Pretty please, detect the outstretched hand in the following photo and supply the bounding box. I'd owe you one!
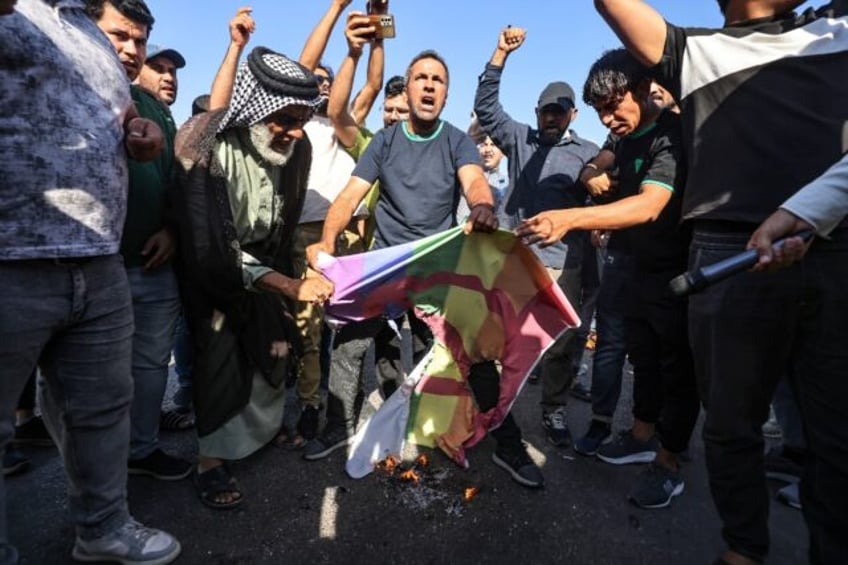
[516,210,574,247]
[230,7,255,47]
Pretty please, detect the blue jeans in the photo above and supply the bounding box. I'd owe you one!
[126,266,181,460]
[0,255,134,562]
[590,250,633,422]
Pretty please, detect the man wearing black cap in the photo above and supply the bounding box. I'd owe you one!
[88,0,194,484]
[474,26,599,449]
[136,44,185,107]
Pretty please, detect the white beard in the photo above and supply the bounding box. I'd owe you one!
[249,123,294,167]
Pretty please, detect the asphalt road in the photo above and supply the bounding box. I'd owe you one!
[7,353,806,564]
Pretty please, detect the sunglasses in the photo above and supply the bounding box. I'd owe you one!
[267,112,312,129]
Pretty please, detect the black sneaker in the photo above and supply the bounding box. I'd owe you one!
[302,425,350,461]
[14,415,53,447]
[3,446,30,477]
[573,420,612,456]
[542,407,572,448]
[765,447,802,484]
[596,430,658,465]
[569,381,592,403]
[491,444,544,489]
[128,448,193,481]
[297,405,320,442]
[628,463,684,509]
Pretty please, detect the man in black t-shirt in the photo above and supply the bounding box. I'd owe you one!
[518,48,698,510]
[595,1,848,563]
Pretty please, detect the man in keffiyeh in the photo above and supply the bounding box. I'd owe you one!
[174,47,334,509]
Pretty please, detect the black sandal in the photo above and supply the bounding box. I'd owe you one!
[194,464,243,510]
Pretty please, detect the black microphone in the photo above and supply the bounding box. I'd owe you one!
[669,230,814,297]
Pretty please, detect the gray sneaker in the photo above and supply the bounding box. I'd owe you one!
[628,463,684,509]
[596,430,658,465]
[72,519,180,565]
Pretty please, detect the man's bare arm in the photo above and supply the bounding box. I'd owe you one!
[458,163,498,233]
[299,0,351,70]
[209,7,255,110]
[350,37,384,124]
[328,12,374,147]
[306,176,373,268]
[516,183,673,247]
[594,0,667,66]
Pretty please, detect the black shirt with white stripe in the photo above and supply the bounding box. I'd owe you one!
[654,5,848,224]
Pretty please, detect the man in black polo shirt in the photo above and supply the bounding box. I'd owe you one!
[518,48,698,510]
[595,1,848,563]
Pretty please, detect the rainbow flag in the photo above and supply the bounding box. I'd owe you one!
[317,227,580,476]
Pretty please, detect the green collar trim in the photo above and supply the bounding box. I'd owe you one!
[402,120,444,141]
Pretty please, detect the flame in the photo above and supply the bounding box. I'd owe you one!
[375,455,401,474]
[415,454,429,468]
[399,469,421,483]
[464,487,480,502]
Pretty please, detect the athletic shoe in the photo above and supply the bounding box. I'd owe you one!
[128,449,193,481]
[776,482,802,510]
[2,446,29,477]
[542,406,572,448]
[14,415,53,447]
[628,463,685,509]
[491,444,544,489]
[764,447,802,484]
[302,425,350,461]
[72,519,180,565]
[573,420,612,456]
[596,430,658,465]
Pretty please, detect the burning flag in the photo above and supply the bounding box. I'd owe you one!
[317,227,579,477]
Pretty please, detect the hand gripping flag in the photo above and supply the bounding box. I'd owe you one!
[316,227,579,477]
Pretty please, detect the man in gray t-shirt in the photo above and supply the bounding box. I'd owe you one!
[302,50,546,490]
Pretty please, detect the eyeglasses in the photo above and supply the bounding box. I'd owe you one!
[315,75,332,85]
[267,112,312,129]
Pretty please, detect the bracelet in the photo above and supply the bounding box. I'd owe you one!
[582,163,599,172]
[470,202,495,211]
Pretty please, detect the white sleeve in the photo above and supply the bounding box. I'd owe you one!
[781,154,848,237]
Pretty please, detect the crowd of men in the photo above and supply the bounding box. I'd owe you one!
[2,0,847,563]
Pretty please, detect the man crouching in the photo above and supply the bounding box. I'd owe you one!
[174,47,333,509]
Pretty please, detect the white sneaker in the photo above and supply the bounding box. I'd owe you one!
[72,519,181,565]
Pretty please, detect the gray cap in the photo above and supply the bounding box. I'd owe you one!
[146,44,186,69]
[537,81,575,111]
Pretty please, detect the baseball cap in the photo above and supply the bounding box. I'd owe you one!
[146,44,186,69]
[537,81,575,111]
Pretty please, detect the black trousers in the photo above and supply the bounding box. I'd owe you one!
[625,270,699,454]
[689,225,848,564]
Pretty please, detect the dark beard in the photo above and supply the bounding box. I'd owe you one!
[314,96,329,116]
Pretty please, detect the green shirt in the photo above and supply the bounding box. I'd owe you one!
[121,86,177,267]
